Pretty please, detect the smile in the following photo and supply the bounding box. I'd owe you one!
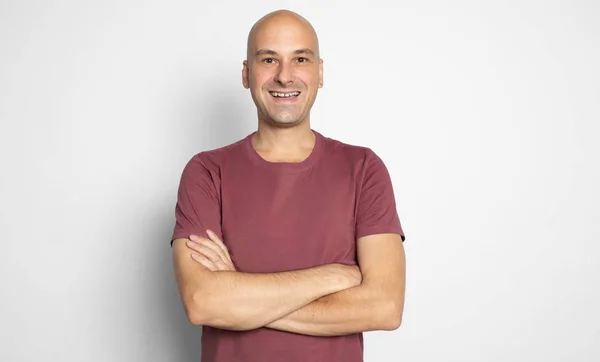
[269,91,300,98]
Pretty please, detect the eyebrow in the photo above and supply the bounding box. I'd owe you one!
[255,48,316,56]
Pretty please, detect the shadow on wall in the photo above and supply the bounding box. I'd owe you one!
[148,86,248,361]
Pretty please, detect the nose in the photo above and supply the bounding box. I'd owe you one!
[274,62,294,85]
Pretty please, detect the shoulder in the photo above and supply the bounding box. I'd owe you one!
[319,132,381,167]
[177,136,248,185]
[318,132,393,184]
[185,136,248,171]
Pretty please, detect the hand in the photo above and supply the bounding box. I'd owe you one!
[186,229,236,272]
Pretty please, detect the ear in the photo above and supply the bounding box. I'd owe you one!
[318,58,324,88]
[242,60,250,89]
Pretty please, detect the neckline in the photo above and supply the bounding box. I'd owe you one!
[244,129,324,172]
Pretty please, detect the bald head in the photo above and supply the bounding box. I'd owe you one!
[246,10,320,61]
[242,10,323,127]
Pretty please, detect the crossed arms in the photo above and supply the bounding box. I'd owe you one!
[172,230,406,337]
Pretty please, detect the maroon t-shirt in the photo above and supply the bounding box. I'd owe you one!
[172,129,405,362]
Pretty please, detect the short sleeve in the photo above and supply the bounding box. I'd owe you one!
[355,149,405,242]
[170,153,222,246]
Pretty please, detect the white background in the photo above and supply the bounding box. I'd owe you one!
[1,1,599,361]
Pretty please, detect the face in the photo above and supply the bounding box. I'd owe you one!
[243,18,323,127]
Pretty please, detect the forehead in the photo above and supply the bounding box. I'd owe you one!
[250,19,318,56]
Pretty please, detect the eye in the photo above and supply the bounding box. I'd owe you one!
[297,57,309,63]
[262,58,275,64]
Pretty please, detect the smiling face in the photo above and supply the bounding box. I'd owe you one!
[243,12,323,127]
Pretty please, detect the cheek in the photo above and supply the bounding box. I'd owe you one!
[251,82,271,99]
[249,69,273,87]
[298,70,320,88]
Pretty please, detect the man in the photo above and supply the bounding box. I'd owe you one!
[171,9,406,362]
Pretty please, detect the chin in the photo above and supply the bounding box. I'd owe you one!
[268,117,303,127]
[266,111,305,126]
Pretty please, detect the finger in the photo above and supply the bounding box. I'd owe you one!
[190,234,230,262]
[194,251,228,272]
[189,234,235,271]
[212,259,232,272]
[206,229,233,263]
[186,239,211,256]
[187,241,222,263]
[190,253,217,271]
[187,237,223,260]
[187,238,228,264]
[202,246,235,271]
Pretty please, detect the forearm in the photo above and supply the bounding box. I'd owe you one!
[192,264,350,331]
[265,283,399,336]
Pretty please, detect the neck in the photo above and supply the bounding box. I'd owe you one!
[253,119,315,154]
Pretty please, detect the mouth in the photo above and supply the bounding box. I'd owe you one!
[269,91,301,99]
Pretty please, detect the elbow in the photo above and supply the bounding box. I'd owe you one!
[186,310,205,326]
[184,291,253,330]
[383,314,402,331]
[379,300,403,331]
[183,288,218,326]
[183,291,207,326]
[187,312,204,326]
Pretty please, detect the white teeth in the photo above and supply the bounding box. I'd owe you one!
[270,91,300,98]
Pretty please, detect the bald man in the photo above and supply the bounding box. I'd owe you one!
[171,10,406,362]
